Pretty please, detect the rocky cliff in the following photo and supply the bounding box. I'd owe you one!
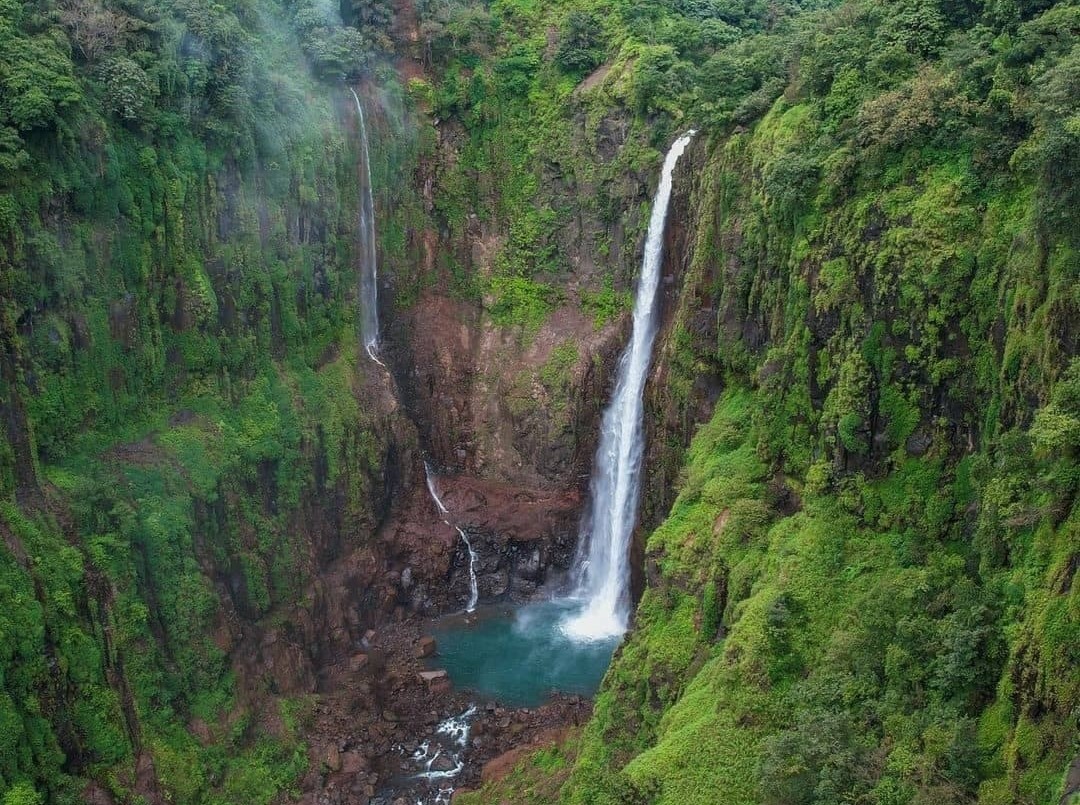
[2,0,1078,804]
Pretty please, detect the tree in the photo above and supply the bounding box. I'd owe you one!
[98,56,156,120]
[0,0,82,132]
[876,0,947,57]
[555,11,604,76]
[58,0,136,63]
[1031,359,1080,456]
[1,782,44,805]
[349,0,393,32]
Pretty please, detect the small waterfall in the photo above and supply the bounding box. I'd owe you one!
[563,131,696,642]
[349,88,383,366]
[424,463,479,613]
[424,462,449,515]
[458,528,479,613]
[398,705,478,804]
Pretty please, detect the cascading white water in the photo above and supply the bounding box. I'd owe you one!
[349,88,383,366]
[424,463,479,613]
[457,529,479,613]
[424,462,449,515]
[562,131,696,642]
[398,705,478,804]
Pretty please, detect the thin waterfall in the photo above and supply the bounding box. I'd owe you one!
[349,88,383,366]
[424,462,449,515]
[458,529,479,614]
[424,463,479,613]
[562,131,696,642]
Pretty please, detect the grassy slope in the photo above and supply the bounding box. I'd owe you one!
[569,384,1077,805]
[460,1,1080,802]
[0,2,402,802]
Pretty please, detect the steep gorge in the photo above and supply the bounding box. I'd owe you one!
[1,0,1078,804]
[0,2,701,802]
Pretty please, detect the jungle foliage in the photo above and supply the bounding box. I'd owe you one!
[0,0,1077,802]
[0,0,396,802]
[437,0,1079,803]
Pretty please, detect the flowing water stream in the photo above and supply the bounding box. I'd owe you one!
[424,464,478,613]
[562,130,696,641]
[391,705,478,805]
[349,88,384,366]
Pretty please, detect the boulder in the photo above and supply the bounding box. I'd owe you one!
[414,636,437,658]
[341,751,368,775]
[325,746,342,772]
[430,754,457,773]
[429,677,452,696]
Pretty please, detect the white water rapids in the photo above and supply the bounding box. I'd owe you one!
[562,131,696,642]
[424,463,479,613]
[349,88,383,366]
[396,705,478,805]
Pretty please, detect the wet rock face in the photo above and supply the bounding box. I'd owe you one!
[372,454,588,614]
[442,528,575,607]
[412,473,581,609]
[517,546,543,580]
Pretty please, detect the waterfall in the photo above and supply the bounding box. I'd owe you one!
[458,528,479,613]
[424,462,449,515]
[424,463,479,613]
[562,131,696,642]
[349,88,383,366]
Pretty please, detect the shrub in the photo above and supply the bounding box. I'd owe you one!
[556,11,604,76]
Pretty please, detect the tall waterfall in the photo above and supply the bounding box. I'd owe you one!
[563,131,696,642]
[349,88,383,365]
[424,463,479,613]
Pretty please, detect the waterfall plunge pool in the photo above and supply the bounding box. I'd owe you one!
[418,131,696,712]
[426,600,620,707]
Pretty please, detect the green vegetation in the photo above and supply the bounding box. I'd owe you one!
[419,0,1078,802]
[550,0,1080,801]
[0,0,396,802]
[1,0,1077,802]
[565,383,1078,804]
[581,276,632,329]
[456,729,583,805]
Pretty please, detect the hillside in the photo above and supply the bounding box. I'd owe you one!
[0,0,1077,804]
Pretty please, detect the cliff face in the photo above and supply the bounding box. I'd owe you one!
[458,4,1080,801]
[0,20,421,792]
[551,108,1079,803]
[3,0,1079,804]
[0,2,682,802]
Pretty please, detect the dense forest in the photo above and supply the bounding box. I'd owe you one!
[1,0,1077,804]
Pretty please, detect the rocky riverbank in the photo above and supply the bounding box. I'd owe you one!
[296,619,592,804]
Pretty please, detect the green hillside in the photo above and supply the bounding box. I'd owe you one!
[1,0,1076,803]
